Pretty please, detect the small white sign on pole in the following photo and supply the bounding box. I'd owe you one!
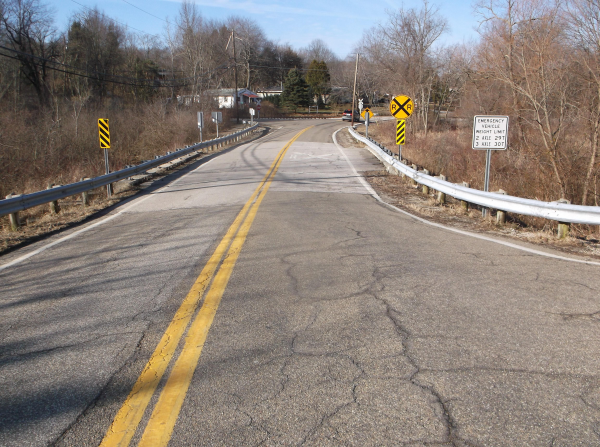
[472,116,509,150]
[197,111,204,129]
[249,108,255,116]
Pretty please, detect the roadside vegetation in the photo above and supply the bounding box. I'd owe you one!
[1,0,600,238]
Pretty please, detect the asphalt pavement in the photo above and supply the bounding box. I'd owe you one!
[1,119,599,446]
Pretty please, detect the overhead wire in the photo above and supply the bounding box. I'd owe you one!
[0,45,233,88]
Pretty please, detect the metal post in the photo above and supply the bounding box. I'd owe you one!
[483,149,491,216]
[365,113,370,139]
[216,123,219,138]
[104,148,112,198]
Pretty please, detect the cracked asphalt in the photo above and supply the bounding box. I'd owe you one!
[1,120,600,446]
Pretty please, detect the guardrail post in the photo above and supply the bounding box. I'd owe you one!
[495,190,507,224]
[81,178,90,207]
[6,193,20,231]
[557,222,570,239]
[461,182,470,211]
[422,170,429,195]
[411,165,418,186]
[436,175,446,204]
[557,198,571,238]
[47,184,61,214]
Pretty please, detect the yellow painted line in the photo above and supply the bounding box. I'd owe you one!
[137,126,312,446]
[100,127,311,447]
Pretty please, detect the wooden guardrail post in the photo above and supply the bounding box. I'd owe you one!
[411,165,418,186]
[557,222,570,239]
[6,193,20,231]
[47,184,61,214]
[436,175,446,204]
[422,170,429,195]
[81,178,90,207]
[556,199,571,239]
[495,190,507,224]
[461,182,470,211]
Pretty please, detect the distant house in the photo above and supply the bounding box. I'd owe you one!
[256,86,283,98]
[205,88,259,108]
[177,88,259,108]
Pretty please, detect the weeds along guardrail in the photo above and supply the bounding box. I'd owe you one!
[349,126,600,234]
[1,124,260,225]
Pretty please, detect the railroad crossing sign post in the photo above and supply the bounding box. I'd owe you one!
[390,95,413,160]
[98,118,112,198]
[361,107,374,138]
[472,115,509,216]
[396,120,406,146]
[197,112,204,143]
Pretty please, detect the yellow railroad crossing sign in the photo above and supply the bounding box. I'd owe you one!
[396,120,406,145]
[390,95,413,119]
[361,107,373,119]
[98,118,110,149]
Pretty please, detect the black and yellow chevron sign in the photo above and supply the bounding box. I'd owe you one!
[98,118,110,149]
[396,119,406,145]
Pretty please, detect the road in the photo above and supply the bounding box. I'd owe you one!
[1,119,600,446]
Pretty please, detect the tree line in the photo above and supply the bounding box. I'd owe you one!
[2,0,600,211]
[355,0,600,208]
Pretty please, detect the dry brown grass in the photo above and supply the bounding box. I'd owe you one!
[0,122,264,254]
[0,100,241,200]
[360,120,600,239]
[362,167,600,260]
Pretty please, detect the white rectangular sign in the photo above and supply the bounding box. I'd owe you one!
[211,111,223,123]
[472,116,509,150]
[249,108,255,116]
[197,111,203,129]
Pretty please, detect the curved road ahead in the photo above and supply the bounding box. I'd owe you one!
[1,120,600,446]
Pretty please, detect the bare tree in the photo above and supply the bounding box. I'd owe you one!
[476,0,574,199]
[565,0,600,204]
[0,0,57,107]
[227,16,265,89]
[360,0,447,134]
[300,39,337,65]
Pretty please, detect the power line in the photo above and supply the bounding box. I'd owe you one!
[121,0,172,26]
[0,45,232,88]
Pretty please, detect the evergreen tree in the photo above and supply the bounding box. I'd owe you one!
[282,68,309,112]
[305,60,330,105]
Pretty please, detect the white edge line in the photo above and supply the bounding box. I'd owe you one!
[0,157,218,273]
[333,128,600,267]
[332,128,380,198]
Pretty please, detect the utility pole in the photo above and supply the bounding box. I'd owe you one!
[232,30,240,124]
[351,53,359,126]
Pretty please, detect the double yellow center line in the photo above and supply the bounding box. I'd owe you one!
[100,126,312,447]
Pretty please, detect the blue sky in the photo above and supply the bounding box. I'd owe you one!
[51,0,481,57]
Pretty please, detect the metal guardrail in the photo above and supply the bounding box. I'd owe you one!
[0,124,260,218]
[349,127,600,225]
